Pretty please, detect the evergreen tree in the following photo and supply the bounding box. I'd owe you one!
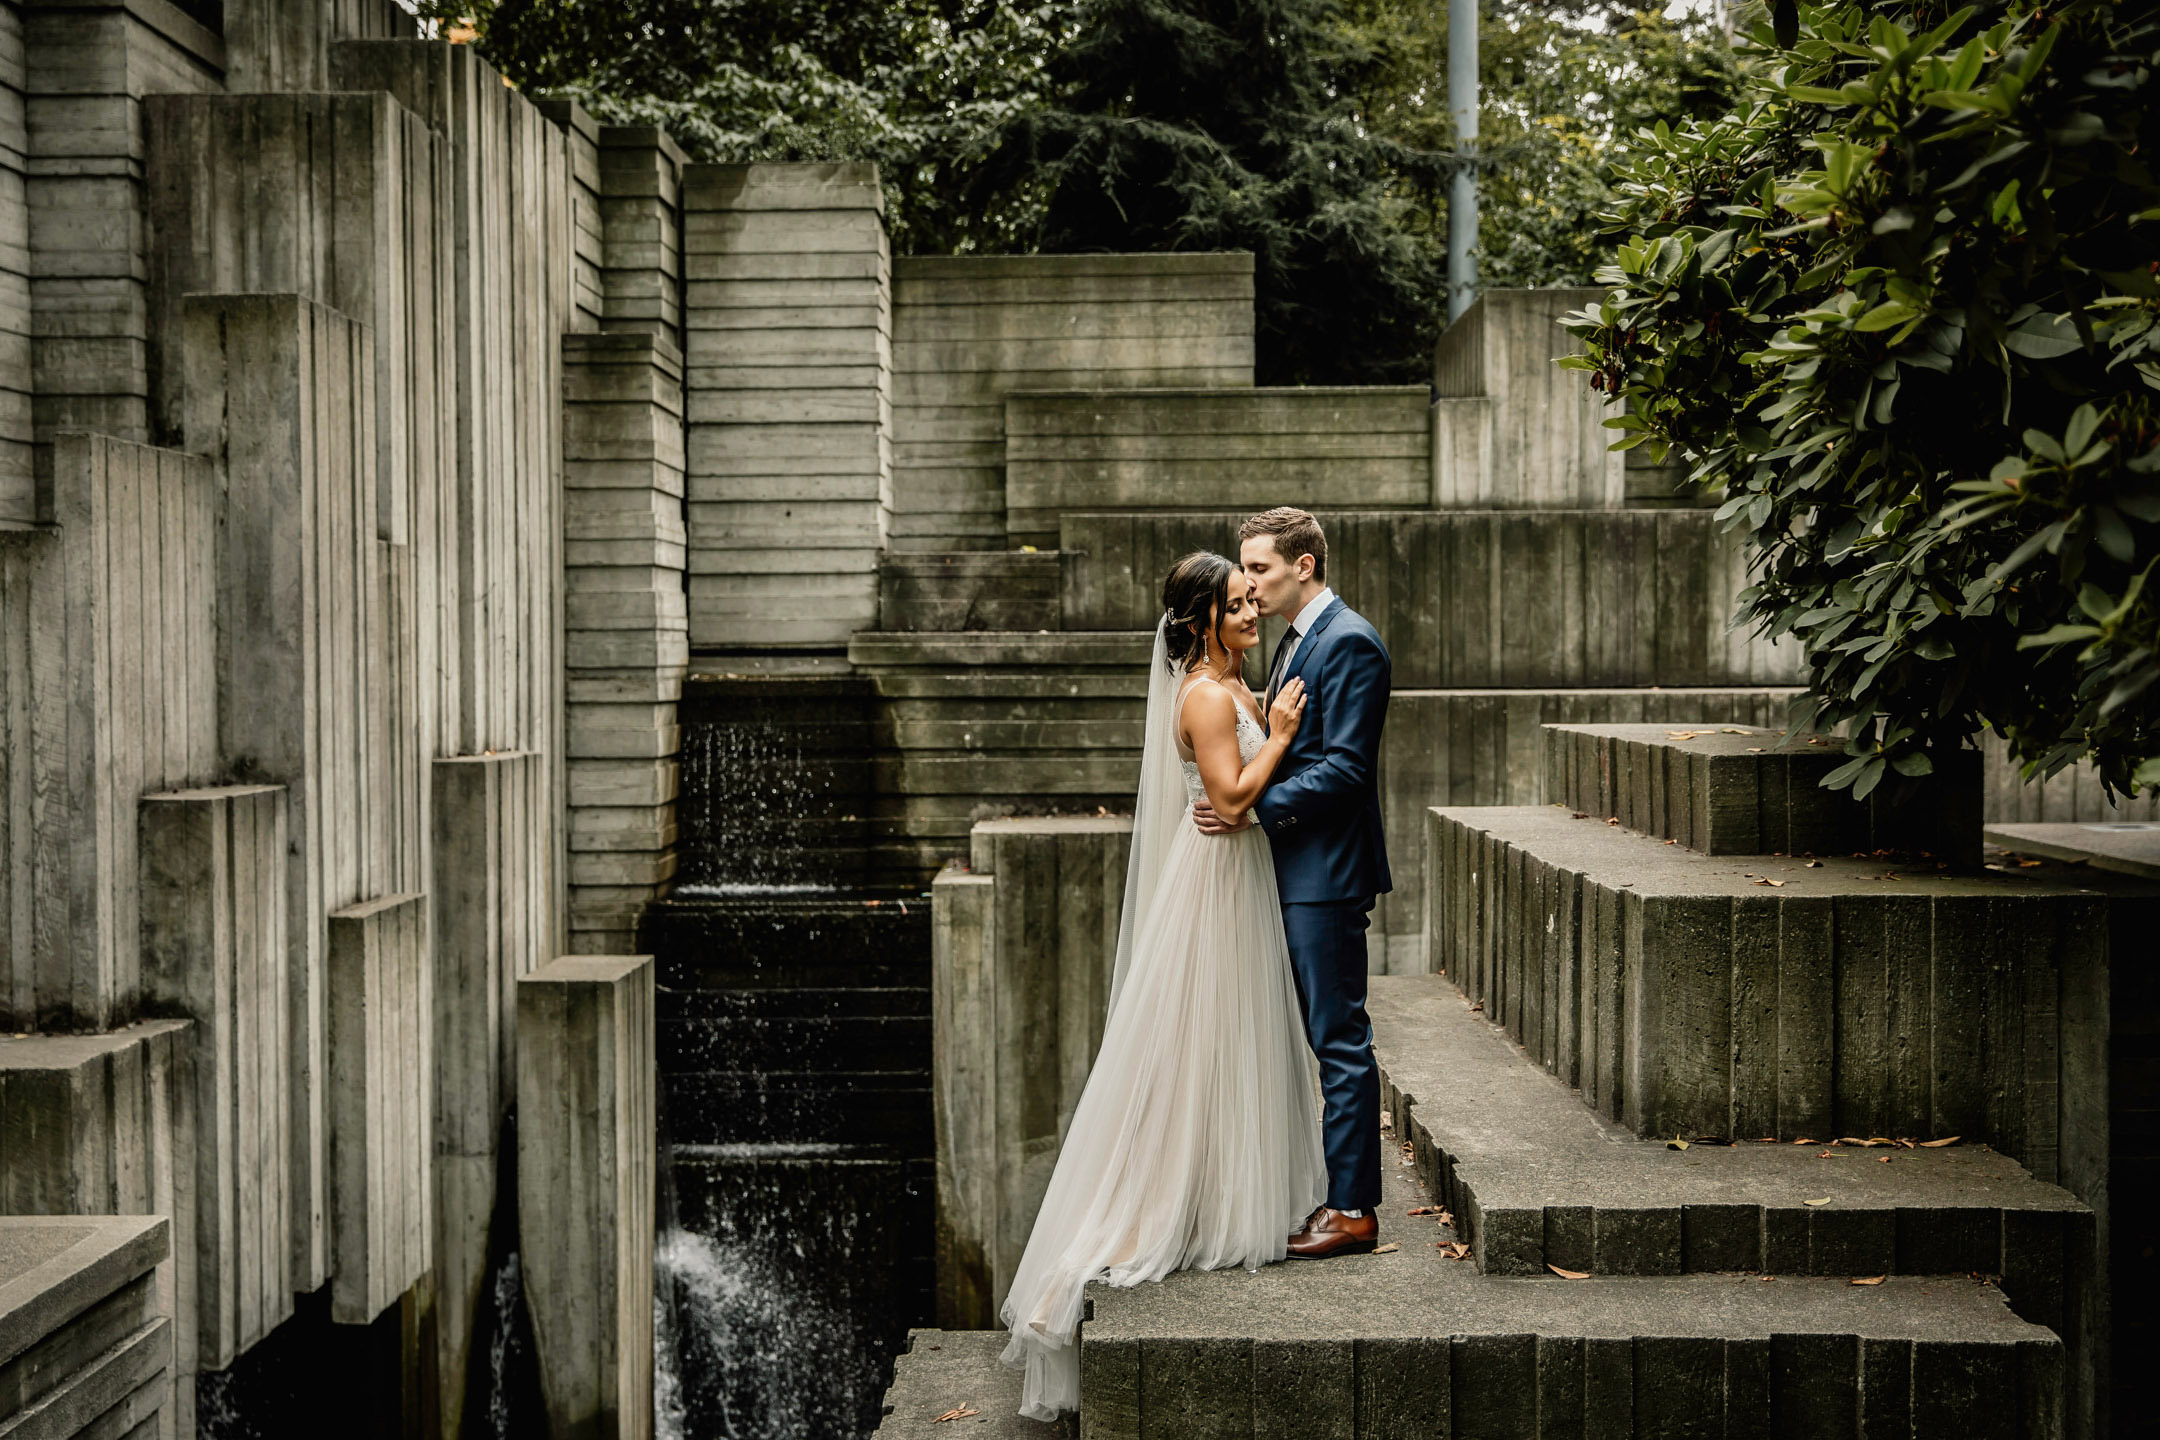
[966,0,1453,385]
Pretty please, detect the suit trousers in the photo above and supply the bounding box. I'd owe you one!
[1282,898,1382,1212]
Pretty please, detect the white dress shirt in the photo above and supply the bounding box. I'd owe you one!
[1267,586,1336,702]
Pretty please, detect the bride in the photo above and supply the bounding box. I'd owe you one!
[998,551,1328,1420]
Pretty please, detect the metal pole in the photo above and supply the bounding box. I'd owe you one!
[1446,0,1479,323]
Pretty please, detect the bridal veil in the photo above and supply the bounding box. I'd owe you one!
[997,619,1325,1419]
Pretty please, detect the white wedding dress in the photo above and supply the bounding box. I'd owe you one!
[998,623,1327,1420]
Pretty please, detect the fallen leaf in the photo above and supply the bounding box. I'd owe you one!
[1606,816,1620,825]
[1919,1136,1961,1148]
[1407,1205,1442,1216]
[1438,1241,1472,1261]
[1548,1264,1591,1280]
[1571,812,1591,819]
[1754,878,1787,887]
[1804,1197,1831,1206]
[1668,1138,1690,1150]
[1748,746,1765,753]
[1720,727,1753,734]
[1793,1138,1818,1146]
[1878,1156,1893,1164]
[1817,1151,1834,1158]
[1666,730,1706,740]
[1805,860,1823,868]
[1371,1243,1400,1254]
[1664,838,1678,845]
[1761,1274,1777,1282]
[1468,1002,1484,1013]
[932,1406,980,1423]
[1851,1275,1886,1287]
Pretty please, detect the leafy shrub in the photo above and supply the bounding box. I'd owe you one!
[1564,1,2160,799]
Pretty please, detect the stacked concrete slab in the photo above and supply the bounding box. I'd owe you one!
[0,1216,174,1440]
[889,254,1255,552]
[0,4,26,520]
[562,332,688,952]
[683,162,892,648]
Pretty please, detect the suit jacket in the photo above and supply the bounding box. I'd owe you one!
[1252,598,1393,904]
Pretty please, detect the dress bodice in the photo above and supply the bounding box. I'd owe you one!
[1179,683,1267,806]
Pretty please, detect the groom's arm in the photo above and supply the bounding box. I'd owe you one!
[1253,628,1390,832]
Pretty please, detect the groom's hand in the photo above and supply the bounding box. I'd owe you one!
[1192,799,1251,834]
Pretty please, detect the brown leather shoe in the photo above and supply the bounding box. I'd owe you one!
[1290,1205,1324,1237]
[1285,1208,1378,1259]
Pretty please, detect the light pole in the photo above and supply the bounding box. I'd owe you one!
[1446,0,1478,323]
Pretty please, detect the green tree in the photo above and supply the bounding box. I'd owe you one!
[419,0,1070,252]
[1341,2,1738,292]
[959,0,1454,385]
[1564,2,2160,800]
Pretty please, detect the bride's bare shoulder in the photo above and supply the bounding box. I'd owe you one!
[1178,676,1238,737]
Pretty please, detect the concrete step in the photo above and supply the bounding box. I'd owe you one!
[1370,974,2092,1336]
[1426,804,2107,1172]
[1544,722,1980,866]
[875,1329,1072,1438]
[879,551,1062,631]
[1078,1155,2066,1440]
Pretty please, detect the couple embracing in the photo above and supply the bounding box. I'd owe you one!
[1000,507,1393,1421]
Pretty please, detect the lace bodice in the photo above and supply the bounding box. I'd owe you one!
[1179,682,1267,805]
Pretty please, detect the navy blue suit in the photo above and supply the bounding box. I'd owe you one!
[1253,598,1391,1212]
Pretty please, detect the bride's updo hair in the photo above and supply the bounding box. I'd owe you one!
[1161,551,1237,670]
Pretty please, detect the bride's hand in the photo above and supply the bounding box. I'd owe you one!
[1268,677,1307,739]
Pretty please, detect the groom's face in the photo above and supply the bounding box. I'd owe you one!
[1239,535,1307,619]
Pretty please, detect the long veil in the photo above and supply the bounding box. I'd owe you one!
[1107,617,1187,1016]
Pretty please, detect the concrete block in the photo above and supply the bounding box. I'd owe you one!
[0,1215,171,1439]
[326,892,430,1325]
[517,955,656,1440]
[1431,289,1622,509]
[138,784,291,1369]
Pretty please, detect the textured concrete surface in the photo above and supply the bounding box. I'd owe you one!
[0,1215,171,1437]
[874,1329,1071,1438]
[1081,1157,2063,1439]
[1987,820,2160,880]
[1369,972,2091,1353]
[1544,722,1981,864]
[1428,804,2106,1171]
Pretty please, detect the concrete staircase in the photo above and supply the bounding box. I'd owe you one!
[895,721,2127,1437]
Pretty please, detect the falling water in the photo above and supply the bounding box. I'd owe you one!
[649,675,932,1438]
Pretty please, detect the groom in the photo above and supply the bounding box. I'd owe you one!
[1195,506,1392,1259]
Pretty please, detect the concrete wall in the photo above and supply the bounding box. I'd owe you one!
[0,434,218,1033]
[0,5,26,520]
[1432,288,1622,508]
[562,333,687,951]
[683,162,891,650]
[1060,509,1800,688]
[931,817,1129,1329]
[1004,388,1429,548]
[3,17,594,1427]
[889,254,1255,553]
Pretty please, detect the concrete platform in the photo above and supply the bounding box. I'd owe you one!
[1079,1155,2063,1439]
[1370,974,2091,1332]
[875,1329,1072,1437]
[1427,804,2110,1166]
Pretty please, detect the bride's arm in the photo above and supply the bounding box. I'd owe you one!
[1185,682,1303,825]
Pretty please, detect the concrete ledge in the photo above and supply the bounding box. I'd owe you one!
[873,1329,1068,1438]
[1987,820,2160,881]
[1370,975,2093,1332]
[0,1215,170,1438]
[1426,805,2110,1175]
[1546,723,1982,866]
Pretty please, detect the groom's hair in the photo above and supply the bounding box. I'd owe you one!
[1239,507,1327,583]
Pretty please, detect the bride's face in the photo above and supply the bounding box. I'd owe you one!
[1215,578,1262,655]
